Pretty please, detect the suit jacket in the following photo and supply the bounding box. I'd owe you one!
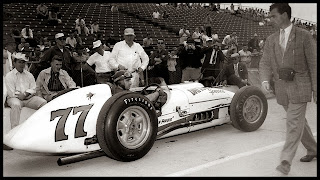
[201,47,225,72]
[223,62,248,81]
[259,26,317,105]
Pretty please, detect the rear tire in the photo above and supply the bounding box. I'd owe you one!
[96,91,158,161]
[230,86,268,132]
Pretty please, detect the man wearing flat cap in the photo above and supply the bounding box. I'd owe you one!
[36,55,76,102]
[222,52,248,88]
[5,52,47,131]
[109,28,149,88]
[201,39,225,86]
[40,33,73,76]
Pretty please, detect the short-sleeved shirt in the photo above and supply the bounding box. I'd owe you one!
[86,50,112,73]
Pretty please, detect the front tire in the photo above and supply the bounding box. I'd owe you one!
[230,86,268,132]
[96,91,158,161]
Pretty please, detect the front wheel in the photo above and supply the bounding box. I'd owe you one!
[230,86,268,132]
[96,91,158,161]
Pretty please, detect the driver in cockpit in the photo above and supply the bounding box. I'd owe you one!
[107,70,167,110]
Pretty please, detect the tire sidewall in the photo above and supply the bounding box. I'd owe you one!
[97,91,158,161]
[230,86,268,132]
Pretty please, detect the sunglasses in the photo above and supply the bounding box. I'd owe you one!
[158,42,164,44]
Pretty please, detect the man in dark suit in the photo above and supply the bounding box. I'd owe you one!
[259,3,317,175]
[201,39,225,86]
[222,53,248,88]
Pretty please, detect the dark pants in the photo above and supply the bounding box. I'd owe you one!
[144,46,153,56]
[72,70,97,87]
[25,38,38,47]
[227,74,246,88]
[96,72,113,84]
[149,65,169,85]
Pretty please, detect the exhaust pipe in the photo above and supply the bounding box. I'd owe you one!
[57,150,106,166]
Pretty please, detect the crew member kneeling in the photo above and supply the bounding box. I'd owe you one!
[222,53,248,88]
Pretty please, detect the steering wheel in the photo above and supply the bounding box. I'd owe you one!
[141,83,161,95]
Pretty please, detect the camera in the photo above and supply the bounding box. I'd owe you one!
[278,68,295,81]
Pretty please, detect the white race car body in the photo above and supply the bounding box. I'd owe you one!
[4,82,237,154]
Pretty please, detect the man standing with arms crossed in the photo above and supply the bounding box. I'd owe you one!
[109,28,149,88]
[259,3,317,175]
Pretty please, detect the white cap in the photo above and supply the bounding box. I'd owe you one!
[206,38,213,41]
[55,33,64,39]
[124,28,135,35]
[12,52,29,62]
[231,53,240,58]
[254,33,258,36]
[93,40,102,49]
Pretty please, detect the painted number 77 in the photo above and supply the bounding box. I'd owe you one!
[50,104,94,142]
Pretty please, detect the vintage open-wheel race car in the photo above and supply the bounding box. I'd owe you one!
[4,82,268,165]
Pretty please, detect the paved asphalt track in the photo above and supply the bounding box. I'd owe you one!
[3,96,317,177]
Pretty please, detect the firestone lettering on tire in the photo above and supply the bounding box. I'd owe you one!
[123,97,153,110]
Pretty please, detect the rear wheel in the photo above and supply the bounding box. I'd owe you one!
[96,91,158,161]
[230,86,268,132]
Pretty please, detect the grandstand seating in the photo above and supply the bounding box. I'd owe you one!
[3,3,277,51]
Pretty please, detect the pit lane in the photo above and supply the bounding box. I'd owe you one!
[3,97,317,177]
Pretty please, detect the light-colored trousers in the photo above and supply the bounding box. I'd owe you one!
[280,102,317,165]
[6,96,47,129]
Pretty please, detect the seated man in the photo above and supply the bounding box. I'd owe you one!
[36,55,77,102]
[222,53,248,88]
[5,52,47,132]
[108,70,167,111]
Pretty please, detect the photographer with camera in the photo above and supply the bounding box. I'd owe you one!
[259,3,317,175]
[178,39,203,82]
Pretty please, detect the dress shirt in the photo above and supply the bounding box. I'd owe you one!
[209,49,217,64]
[234,63,239,77]
[5,68,36,98]
[109,40,149,72]
[21,28,33,39]
[279,23,293,50]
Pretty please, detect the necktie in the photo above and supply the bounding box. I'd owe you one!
[234,63,239,77]
[280,29,286,54]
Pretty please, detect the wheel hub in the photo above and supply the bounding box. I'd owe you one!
[116,106,151,149]
[242,95,263,123]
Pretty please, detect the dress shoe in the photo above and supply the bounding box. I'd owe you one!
[3,144,13,151]
[276,160,291,175]
[300,155,317,162]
